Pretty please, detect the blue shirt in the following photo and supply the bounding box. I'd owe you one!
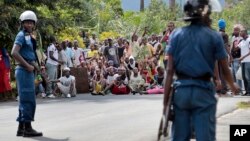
[65,47,73,59]
[168,24,227,88]
[14,30,36,62]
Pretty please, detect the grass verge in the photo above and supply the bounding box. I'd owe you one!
[237,101,250,109]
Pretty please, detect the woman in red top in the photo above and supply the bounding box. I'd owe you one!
[0,47,12,100]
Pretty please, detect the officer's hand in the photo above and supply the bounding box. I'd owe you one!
[215,80,222,91]
[27,65,35,72]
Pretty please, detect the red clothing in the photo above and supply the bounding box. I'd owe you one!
[111,84,130,95]
[143,68,156,83]
[0,50,12,93]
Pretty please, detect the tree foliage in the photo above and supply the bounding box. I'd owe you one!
[1,0,250,51]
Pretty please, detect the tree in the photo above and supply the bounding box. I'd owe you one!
[169,0,175,10]
[140,0,144,12]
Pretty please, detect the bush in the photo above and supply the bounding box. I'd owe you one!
[56,27,85,48]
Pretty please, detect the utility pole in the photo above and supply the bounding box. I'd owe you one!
[140,0,144,12]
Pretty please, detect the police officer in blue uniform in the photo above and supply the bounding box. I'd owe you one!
[11,10,43,137]
[163,0,239,141]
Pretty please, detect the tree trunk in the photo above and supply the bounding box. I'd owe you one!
[140,0,144,12]
[169,0,175,10]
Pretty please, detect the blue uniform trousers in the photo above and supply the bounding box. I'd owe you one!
[171,85,217,141]
[15,66,36,122]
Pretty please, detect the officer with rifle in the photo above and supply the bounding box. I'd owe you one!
[11,10,43,137]
[162,0,239,140]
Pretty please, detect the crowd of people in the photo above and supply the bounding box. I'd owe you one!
[0,19,250,101]
[34,22,175,98]
[2,1,248,139]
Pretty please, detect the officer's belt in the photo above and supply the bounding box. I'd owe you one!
[16,58,36,68]
[177,73,211,82]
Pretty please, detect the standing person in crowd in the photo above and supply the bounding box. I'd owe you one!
[123,40,132,58]
[135,37,154,62]
[104,38,120,68]
[0,46,12,101]
[231,24,243,90]
[116,38,125,61]
[83,31,90,48]
[217,19,231,95]
[238,29,250,96]
[72,40,84,67]
[87,43,98,60]
[150,34,160,49]
[90,33,98,45]
[11,10,43,137]
[46,36,61,98]
[131,27,148,59]
[58,42,67,77]
[161,21,175,68]
[64,41,74,68]
[163,1,239,141]
[99,39,108,56]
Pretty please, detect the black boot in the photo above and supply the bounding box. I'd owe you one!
[23,122,43,137]
[16,122,25,136]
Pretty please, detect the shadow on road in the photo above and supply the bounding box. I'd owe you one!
[29,136,70,141]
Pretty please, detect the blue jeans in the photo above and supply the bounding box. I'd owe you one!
[15,66,36,122]
[36,83,45,94]
[171,85,216,141]
[242,62,250,93]
[232,59,242,89]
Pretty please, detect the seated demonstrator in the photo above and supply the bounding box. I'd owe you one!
[11,10,43,137]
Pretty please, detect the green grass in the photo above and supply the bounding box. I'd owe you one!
[237,101,250,109]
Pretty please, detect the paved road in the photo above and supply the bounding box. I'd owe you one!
[0,94,249,141]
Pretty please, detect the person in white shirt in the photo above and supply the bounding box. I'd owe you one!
[45,36,62,98]
[90,34,98,45]
[58,42,67,77]
[238,29,250,95]
[106,66,115,86]
[72,40,84,67]
[129,68,145,94]
[52,67,76,98]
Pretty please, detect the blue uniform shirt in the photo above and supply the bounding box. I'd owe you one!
[168,24,227,88]
[14,30,36,62]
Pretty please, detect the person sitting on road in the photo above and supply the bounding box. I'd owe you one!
[140,66,165,94]
[101,67,130,95]
[51,67,76,98]
[91,68,106,95]
[106,66,115,87]
[129,67,145,95]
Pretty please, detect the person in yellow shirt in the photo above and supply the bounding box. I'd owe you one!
[87,43,98,59]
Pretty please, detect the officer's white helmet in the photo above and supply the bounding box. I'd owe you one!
[19,10,37,23]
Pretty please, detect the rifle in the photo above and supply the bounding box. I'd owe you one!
[157,86,174,141]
